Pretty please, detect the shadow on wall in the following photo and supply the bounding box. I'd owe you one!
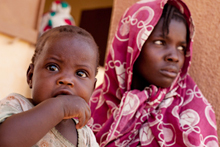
[80,7,112,67]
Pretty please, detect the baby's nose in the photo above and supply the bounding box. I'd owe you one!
[57,77,74,87]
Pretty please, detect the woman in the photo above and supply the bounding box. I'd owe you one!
[88,0,218,146]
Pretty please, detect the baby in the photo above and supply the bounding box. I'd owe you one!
[0,25,99,147]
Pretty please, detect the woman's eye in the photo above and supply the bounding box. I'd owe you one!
[177,46,186,52]
[77,71,88,78]
[154,40,163,45]
[47,65,59,71]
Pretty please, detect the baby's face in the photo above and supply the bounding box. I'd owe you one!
[28,35,97,105]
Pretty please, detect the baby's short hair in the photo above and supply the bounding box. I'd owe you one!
[32,25,99,70]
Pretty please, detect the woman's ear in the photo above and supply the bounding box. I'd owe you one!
[27,64,34,89]
[93,78,97,90]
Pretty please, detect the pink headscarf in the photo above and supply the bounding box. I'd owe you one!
[89,0,218,146]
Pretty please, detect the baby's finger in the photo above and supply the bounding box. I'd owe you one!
[76,106,91,129]
[84,107,91,122]
[75,114,86,129]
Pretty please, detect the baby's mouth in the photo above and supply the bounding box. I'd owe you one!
[53,90,73,97]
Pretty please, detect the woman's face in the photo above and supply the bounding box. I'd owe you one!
[132,18,187,89]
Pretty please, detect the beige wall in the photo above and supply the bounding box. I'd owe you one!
[44,0,113,26]
[108,0,220,142]
[0,33,33,99]
[0,0,44,99]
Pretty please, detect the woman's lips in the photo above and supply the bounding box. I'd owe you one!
[160,68,178,78]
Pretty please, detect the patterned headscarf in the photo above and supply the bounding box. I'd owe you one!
[89,0,218,146]
[39,0,75,36]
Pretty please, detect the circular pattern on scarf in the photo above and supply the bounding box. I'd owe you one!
[139,123,154,145]
[205,105,217,130]
[122,92,140,116]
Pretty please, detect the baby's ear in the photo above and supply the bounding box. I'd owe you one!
[26,64,34,89]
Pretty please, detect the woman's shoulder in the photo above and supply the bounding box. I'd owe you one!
[177,75,213,109]
[183,74,197,87]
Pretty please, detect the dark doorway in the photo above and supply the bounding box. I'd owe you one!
[80,7,112,66]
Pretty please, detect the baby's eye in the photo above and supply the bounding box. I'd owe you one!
[77,71,88,78]
[47,65,59,72]
[154,40,163,45]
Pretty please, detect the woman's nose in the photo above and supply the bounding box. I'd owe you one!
[164,46,179,62]
[57,76,74,87]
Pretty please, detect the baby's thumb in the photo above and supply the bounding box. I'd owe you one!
[75,116,86,129]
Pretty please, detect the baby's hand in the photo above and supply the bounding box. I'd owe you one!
[56,95,91,129]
